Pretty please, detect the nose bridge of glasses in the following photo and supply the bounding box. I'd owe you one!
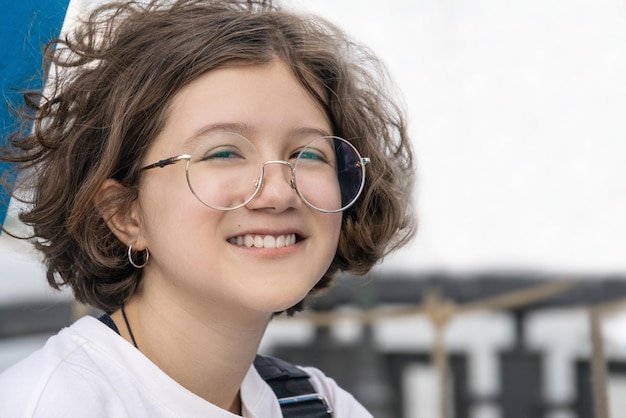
[258,160,296,189]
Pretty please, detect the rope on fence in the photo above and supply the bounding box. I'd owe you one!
[285,279,578,418]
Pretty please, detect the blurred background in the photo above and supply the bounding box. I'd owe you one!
[2,1,626,417]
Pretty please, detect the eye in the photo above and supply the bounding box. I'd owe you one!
[297,149,326,162]
[207,149,241,159]
[295,139,337,166]
[190,132,257,164]
[197,146,244,162]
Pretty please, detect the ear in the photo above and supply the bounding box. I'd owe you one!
[93,179,144,249]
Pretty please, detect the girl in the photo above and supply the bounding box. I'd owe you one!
[0,1,415,416]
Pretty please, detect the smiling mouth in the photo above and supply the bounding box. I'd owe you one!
[228,233,298,249]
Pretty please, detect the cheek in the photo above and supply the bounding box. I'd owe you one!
[322,213,343,257]
[332,215,343,242]
[296,171,342,211]
[137,176,207,243]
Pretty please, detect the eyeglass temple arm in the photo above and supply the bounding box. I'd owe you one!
[336,157,369,176]
[142,154,191,171]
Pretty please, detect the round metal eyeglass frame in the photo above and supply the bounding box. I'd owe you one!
[141,136,370,214]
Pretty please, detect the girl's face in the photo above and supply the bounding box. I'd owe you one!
[135,61,342,318]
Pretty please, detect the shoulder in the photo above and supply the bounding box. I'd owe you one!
[0,317,119,417]
[297,364,374,418]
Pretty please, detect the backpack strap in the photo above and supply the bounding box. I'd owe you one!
[254,355,333,418]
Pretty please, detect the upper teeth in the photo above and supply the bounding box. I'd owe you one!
[229,233,297,249]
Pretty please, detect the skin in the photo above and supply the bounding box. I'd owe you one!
[98,60,342,414]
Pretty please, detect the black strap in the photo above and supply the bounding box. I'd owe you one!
[254,355,333,418]
[98,313,118,332]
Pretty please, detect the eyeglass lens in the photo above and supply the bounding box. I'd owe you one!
[185,132,366,212]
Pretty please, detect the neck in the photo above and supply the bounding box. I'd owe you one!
[112,293,271,414]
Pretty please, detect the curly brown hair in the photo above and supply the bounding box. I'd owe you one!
[0,0,416,314]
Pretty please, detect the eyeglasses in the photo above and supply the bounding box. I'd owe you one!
[141,132,370,213]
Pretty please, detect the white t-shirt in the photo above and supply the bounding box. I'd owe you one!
[0,316,372,417]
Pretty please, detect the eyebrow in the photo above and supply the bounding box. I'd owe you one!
[182,122,255,148]
[182,123,333,148]
[290,126,333,138]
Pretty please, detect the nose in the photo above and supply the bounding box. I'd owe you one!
[245,160,298,212]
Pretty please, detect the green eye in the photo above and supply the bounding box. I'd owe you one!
[210,150,238,159]
[198,148,243,162]
[298,150,324,161]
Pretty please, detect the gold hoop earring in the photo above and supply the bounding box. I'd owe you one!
[128,244,149,269]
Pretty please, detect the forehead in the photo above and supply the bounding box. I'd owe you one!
[149,60,332,156]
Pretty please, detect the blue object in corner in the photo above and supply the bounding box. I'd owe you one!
[0,1,71,230]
